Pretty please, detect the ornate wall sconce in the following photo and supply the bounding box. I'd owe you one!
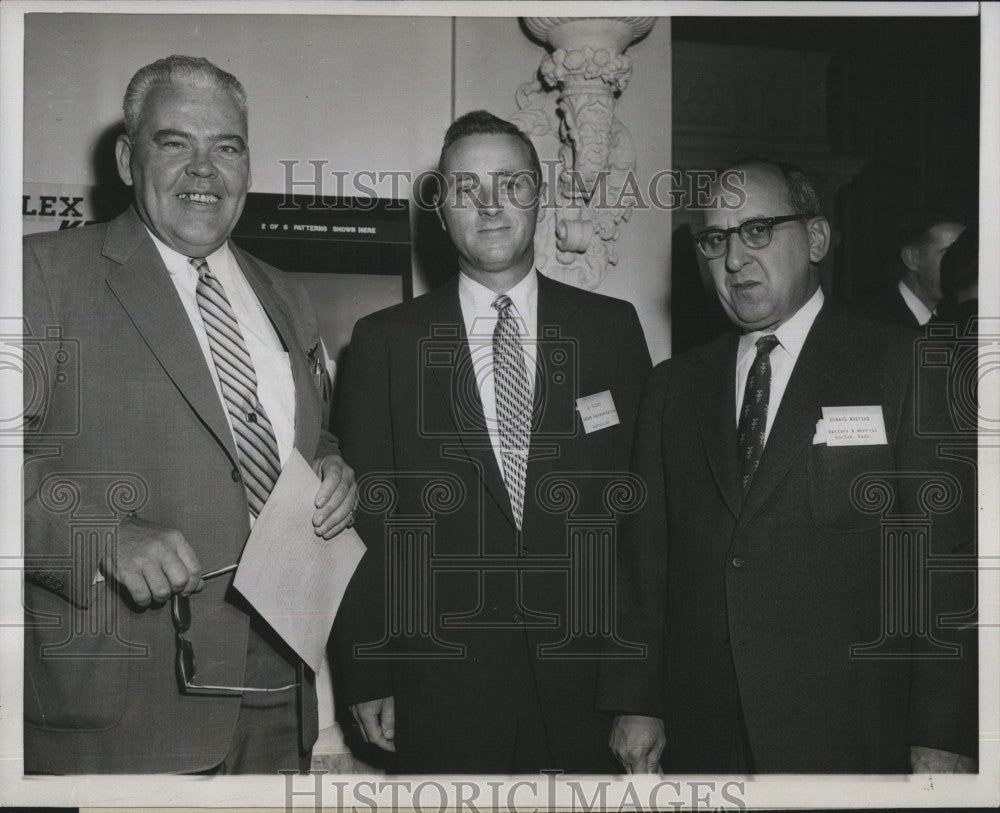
[514,17,655,289]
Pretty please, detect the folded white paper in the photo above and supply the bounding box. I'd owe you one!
[233,450,365,672]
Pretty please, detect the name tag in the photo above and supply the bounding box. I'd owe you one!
[820,405,888,446]
[576,390,620,434]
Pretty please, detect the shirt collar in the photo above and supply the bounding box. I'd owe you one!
[142,225,230,278]
[458,268,538,320]
[898,279,934,325]
[738,286,825,361]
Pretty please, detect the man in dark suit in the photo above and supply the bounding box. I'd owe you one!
[334,110,651,773]
[858,208,965,329]
[23,55,356,773]
[598,159,976,773]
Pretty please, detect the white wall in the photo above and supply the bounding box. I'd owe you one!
[24,11,672,362]
[453,17,672,361]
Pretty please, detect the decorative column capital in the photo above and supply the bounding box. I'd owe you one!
[515,17,656,290]
[523,16,656,53]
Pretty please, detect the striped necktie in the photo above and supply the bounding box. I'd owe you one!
[492,294,531,530]
[737,334,780,494]
[190,257,281,516]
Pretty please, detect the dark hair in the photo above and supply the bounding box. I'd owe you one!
[940,225,978,296]
[896,206,966,252]
[123,55,247,139]
[437,109,542,183]
[728,157,822,217]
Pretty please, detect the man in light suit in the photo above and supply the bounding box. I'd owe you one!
[598,159,976,773]
[23,55,356,773]
[334,110,651,773]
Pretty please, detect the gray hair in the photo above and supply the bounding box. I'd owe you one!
[122,55,248,139]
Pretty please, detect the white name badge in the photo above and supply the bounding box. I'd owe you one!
[820,405,888,446]
[576,390,620,434]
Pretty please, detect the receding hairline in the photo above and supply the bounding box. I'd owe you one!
[439,131,538,176]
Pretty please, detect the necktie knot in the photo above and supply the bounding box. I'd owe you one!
[755,334,780,355]
[188,256,210,279]
[492,294,514,315]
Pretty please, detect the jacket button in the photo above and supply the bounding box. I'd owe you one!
[231,468,241,482]
[731,556,745,569]
[520,546,530,556]
[512,612,523,623]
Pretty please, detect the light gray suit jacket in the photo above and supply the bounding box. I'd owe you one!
[22,206,336,773]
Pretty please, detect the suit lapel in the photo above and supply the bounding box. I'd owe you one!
[232,245,319,457]
[524,273,581,515]
[422,278,515,524]
[691,333,743,519]
[102,209,239,467]
[891,286,920,330]
[737,303,842,529]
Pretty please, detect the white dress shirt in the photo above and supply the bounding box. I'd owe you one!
[898,279,935,325]
[735,286,824,447]
[145,230,297,475]
[458,269,538,475]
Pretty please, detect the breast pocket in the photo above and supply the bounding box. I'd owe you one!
[808,443,894,534]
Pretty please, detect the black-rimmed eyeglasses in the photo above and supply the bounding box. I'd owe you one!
[692,214,813,259]
[172,565,298,696]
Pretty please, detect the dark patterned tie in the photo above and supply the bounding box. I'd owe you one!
[492,294,531,530]
[737,334,780,494]
[190,257,281,517]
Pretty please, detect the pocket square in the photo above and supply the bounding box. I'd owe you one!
[812,418,827,445]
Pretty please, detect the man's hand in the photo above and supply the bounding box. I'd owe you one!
[910,745,976,773]
[101,514,203,607]
[312,454,357,539]
[609,714,666,774]
[350,696,396,752]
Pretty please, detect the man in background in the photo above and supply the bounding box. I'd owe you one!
[598,159,976,773]
[23,55,355,773]
[335,110,651,773]
[859,207,966,329]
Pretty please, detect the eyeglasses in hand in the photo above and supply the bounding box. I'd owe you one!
[171,564,298,696]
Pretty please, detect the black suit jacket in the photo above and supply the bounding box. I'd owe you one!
[597,303,977,773]
[334,272,651,771]
[857,283,923,330]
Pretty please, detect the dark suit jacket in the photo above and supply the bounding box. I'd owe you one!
[856,283,923,330]
[597,303,977,773]
[334,272,651,772]
[22,207,337,773]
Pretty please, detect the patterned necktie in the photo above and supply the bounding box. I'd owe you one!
[737,334,780,494]
[492,294,531,530]
[190,257,281,517]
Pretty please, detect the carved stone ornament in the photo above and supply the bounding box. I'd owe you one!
[513,17,655,289]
